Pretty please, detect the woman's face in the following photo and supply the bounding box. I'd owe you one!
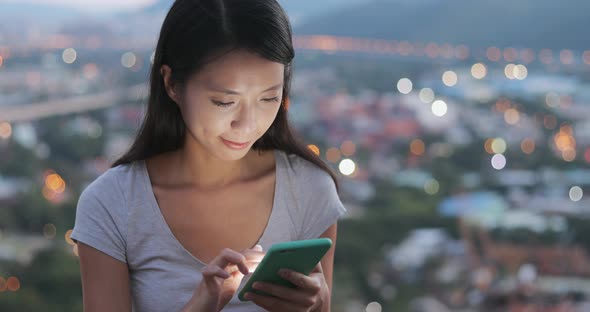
[170,49,285,161]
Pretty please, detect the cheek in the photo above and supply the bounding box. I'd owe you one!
[180,99,227,136]
[261,105,281,128]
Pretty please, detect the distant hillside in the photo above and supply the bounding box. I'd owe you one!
[0,4,83,28]
[138,0,370,25]
[295,0,590,50]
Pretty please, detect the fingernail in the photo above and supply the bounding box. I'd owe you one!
[244,292,252,299]
[252,282,261,289]
[254,244,263,250]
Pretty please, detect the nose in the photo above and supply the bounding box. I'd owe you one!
[231,102,256,136]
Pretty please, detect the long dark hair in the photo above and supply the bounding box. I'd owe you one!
[111,0,339,190]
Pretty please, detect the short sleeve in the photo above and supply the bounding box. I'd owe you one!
[70,176,128,264]
[297,166,347,240]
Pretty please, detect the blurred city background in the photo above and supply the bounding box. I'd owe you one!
[1,0,590,311]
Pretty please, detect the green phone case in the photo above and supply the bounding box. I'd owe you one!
[238,238,332,301]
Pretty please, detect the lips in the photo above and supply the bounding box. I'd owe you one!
[221,138,250,149]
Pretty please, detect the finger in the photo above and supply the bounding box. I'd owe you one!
[211,248,250,275]
[201,266,231,280]
[240,250,266,273]
[222,259,263,276]
[242,249,266,261]
[244,291,296,312]
[225,260,261,276]
[225,264,240,275]
[278,269,321,292]
[252,282,317,307]
[312,262,323,273]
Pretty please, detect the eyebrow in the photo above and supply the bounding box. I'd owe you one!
[206,82,283,95]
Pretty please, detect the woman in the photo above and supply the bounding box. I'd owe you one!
[70,0,347,311]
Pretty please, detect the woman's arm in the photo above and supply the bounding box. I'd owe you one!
[78,242,132,312]
[318,223,338,312]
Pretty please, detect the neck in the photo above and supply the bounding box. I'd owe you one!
[174,139,250,189]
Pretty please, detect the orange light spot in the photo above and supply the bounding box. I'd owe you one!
[484,138,494,154]
[521,138,535,154]
[340,140,356,156]
[6,277,20,292]
[326,147,341,163]
[65,229,75,245]
[410,139,425,156]
[307,144,320,156]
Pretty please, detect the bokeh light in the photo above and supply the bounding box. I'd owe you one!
[539,49,554,64]
[121,52,137,68]
[424,179,440,195]
[65,229,75,245]
[307,144,320,156]
[45,173,66,193]
[491,154,507,170]
[560,49,574,65]
[513,64,528,80]
[397,78,413,94]
[83,63,99,80]
[326,147,342,163]
[545,92,560,107]
[442,70,458,87]
[484,138,494,154]
[503,47,518,62]
[410,139,425,156]
[42,171,67,203]
[495,98,511,112]
[366,301,382,312]
[504,64,516,79]
[491,138,507,154]
[43,224,57,239]
[418,88,435,103]
[486,47,501,62]
[62,48,77,64]
[6,277,20,292]
[340,140,356,156]
[521,48,536,63]
[431,100,448,117]
[520,138,535,154]
[339,159,356,176]
[562,148,576,162]
[471,63,487,79]
[569,186,583,202]
[504,108,520,125]
[0,121,12,139]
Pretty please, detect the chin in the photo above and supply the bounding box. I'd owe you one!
[215,146,252,161]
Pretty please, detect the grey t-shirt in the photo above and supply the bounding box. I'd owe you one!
[70,149,347,312]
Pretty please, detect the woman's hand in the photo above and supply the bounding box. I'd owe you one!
[243,262,328,312]
[191,245,265,312]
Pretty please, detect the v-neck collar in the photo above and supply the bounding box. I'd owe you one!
[140,149,282,266]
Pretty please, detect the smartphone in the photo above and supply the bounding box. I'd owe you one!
[238,237,332,301]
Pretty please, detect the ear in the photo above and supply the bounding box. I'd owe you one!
[160,64,180,103]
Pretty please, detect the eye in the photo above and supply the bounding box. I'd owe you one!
[212,100,234,107]
[263,97,281,103]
